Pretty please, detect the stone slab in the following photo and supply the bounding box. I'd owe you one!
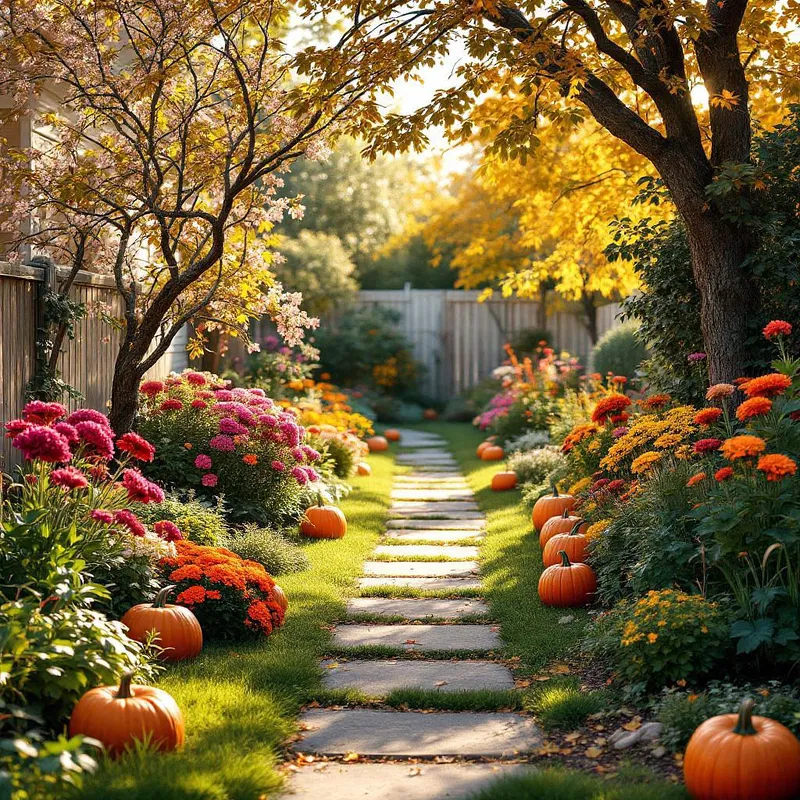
[401,472,463,479]
[391,490,474,501]
[286,763,533,800]
[389,508,483,519]
[358,576,482,590]
[384,529,484,543]
[393,480,471,489]
[396,454,456,463]
[363,561,479,578]
[386,518,485,530]
[297,710,537,756]
[320,661,515,693]
[332,624,501,651]
[374,545,479,559]
[346,597,491,620]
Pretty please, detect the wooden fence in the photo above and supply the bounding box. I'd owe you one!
[0,262,188,469]
[347,288,622,400]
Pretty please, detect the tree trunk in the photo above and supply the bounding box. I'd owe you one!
[109,356,144,434]
[581,293,599,344]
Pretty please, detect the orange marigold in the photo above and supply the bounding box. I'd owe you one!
[169,564,203,582]
[763,320,792,340]
[687,472,707,487]
[694,408,723,426]
[757,454,797,482]
[631,451,662,474]
[721,435,767,460]
[591,394,632,424]
[742,373,792,398]
[243,453,258,465]
[706,383,735,401]
[715,467,734,482]
[640,394,671,410]
[735,397,773,422]
[176,585,206,605]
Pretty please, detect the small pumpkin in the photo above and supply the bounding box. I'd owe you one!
[423,409,438,421]
[542,520,589,567]
[366,435,389,452]
[683,698,800,800]
[476,441,492,458]
[491,470,517,491]
[300,498,347,539]
[69,672,185,757]
[272,584,289,613]
[539,511,587,550]
[356,461,372,476]
[481,445,504,461]
[121,585,203,662]
[384,428,401,442]
[537,550,596,607]
[532,486,576,533]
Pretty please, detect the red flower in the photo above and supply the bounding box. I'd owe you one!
[591,394,632,424]
[116,432,156,462]
[693,438,722,454]
[67,409,112,429]
[139,380,165,396]
[715,467,734,482]
[122,469,164,503]
[185,372,207,386]
[23,401,66,426]
[176,585,207,605]
[687,472,707,487]
[4,419,30,438]
[154,520,183,542]
[763,320,792,340]
[160,399,184,411]
[50,467,88,490]
[91,509,114,524]
[12,426,72,463]
[114,509,146,537]
[191,400,208,409]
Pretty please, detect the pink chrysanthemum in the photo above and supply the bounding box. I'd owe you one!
[139,380,165,396]
[74,421,115,461]
[209,434,236,452]
[185,372,207,386]
[91,509,114,524]
[67,409,112,429]
[13,425,72,463]
[116,431,156,462]
[271,460,285,472]
[154,520,183,542]
[50,466,89,490]
[201,473,219,487]
[114,509,146,537]
[122,469,165,504]
[194,454,213,470]
[23,401,67,426]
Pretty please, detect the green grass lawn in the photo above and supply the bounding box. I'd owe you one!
[76,451,395,800]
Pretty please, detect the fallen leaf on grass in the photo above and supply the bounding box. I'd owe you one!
[434,680,448,687]
[537,741,561,755]
[585,746,604,759]
[549,664,571,675]
[564,732,582,743]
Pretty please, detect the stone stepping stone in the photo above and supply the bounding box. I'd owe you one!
[297,710,538,756]
[358,576,482,590]
[389,511,483,521]
[401,471,462,479]
[320,660,514,693]
[363,561,478,578]
[332,624,501,652]
[396,454,456,463]
[393,479,470,487]
[374,545,479,559]
[287,762,533,800]
[391,489,474,501]
[346,597,490,620]
[386,518,485,530]
[390,501,480,511]
[384,529,484,543]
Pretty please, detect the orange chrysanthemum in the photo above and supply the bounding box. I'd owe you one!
[176,585,206,605]
[756,453,797,482]
[715,467,734,482]
[591,394,632,424]
[742,373,792,398]
[705,383,735,401]
[640,394,671,410]
[735,397,773,422]
[721,435,767,460]
[243,453,258,465]
[694,408,723,426]
[687,472,707,487]
[763,320,792,340]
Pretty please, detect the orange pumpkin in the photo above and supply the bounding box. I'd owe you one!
[366,436,389,452]
[537,551,596,607]
[481,445,504,461]
[423,409,438,421]
[121,585,202,662]
[539,511,587,550]
[384,428,401,442]
[272,584,289,612]
[684,698,800,800]
[491,471,517,491]
[476,441,492,458]
[356,461,372,476]
[542,520,589,567]
[300,500,347,539]
[532,487,576,532]
[69,672,185,757]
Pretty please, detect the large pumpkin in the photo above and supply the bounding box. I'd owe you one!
[542,521,589,567]
[491,471,517,491]
[384,428,401,442]
[538,551,596,607]
[356,461,372,476]
[423,409,438,421]
[69,672,185,757]
[684,698,800,800]
[366,436,389,452]
[272,584,289,613]
[300,500,347,539]
[532,487,576,533]
[481,445,504,461]
[121,585,202,661]
[538,510,586,549]
[476,441,492,458]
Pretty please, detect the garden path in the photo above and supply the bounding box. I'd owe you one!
[285,429,538,799]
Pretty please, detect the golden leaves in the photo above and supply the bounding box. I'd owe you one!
[710,90,740,111]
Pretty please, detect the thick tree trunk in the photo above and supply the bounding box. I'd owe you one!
[581,293,599,344]
[109,356,144,434]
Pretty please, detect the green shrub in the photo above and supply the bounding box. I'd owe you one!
[526,678,608,729]
[584,589,729,691]
[223,525,310,576]
[511,327,555,355]
[506,430,551,453]
[590,321,648,381]
[508,447,564,485]
[138,493,230,546]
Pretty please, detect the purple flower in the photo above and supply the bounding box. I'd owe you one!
[302,445,320,462]
[687,352,707,363]
[292,446,307,462]
[304,466,320,482]
[612,426,629,439]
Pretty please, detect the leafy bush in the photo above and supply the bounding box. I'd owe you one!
[511,327,555,356]
[137,492,229,546]
[657,680,800,750]
[223,525,310,576]
[137,371,323,524]
[526,678,608,729]
[591,322,648,382]
[226,336,314,398]
[508,447,565,485]
[159,540,285,640]
[584,589,729,691]
[505,430,551,454]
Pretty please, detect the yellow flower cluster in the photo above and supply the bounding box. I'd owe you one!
[601,406,696,472]
[631,450,662,474]
[373,358,399,388]
[620,590,717,647]
[297,407,374,438]
[585,519,611,541]
[569,476,593,495]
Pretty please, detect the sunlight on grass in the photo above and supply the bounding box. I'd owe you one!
[525,678,608,730]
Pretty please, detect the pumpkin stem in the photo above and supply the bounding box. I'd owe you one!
[316,493,324,508]
[561,508,569,519]
[569,520,585,535]
[558,550,571,567]
[551,483,559,497]
[153,585,175,608]
[732,698,758,736]
[116,671,135,699]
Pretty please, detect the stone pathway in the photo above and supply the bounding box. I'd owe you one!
[286,428,537,799]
